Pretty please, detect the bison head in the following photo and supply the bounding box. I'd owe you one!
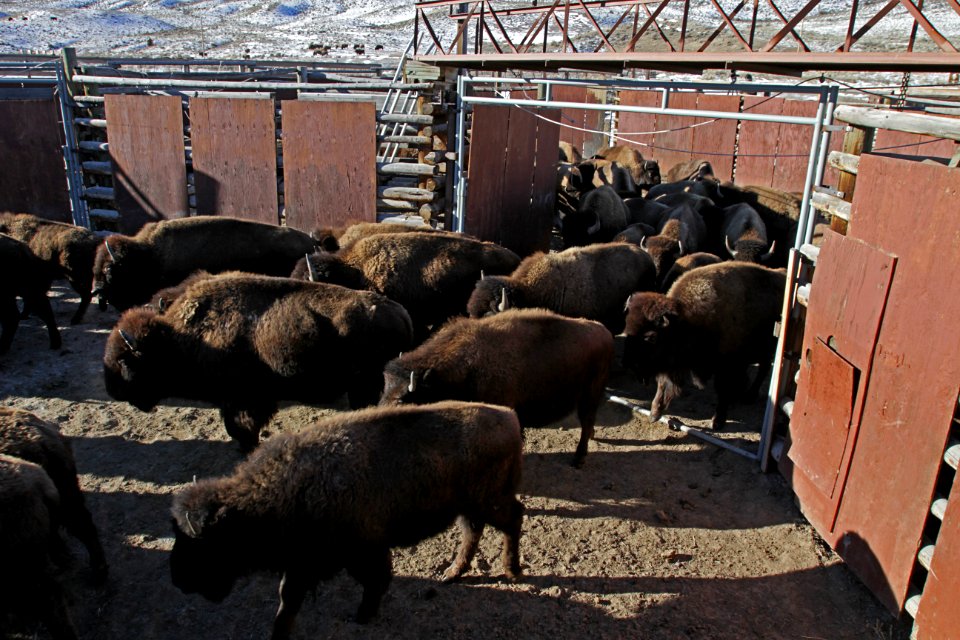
[622,292,682,381]
[380,361,441,406]
[103,309,172,412]
[725,236,776,264]
[466,276,517,319]
[289,252,364,289]
[640,235,683,286]
[92,236,160,311]
[640,160,661,187]
[170,486,246,603]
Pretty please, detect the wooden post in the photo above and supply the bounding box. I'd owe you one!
[832,125,874,235]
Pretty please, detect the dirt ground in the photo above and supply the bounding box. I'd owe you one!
[1,284,911,640]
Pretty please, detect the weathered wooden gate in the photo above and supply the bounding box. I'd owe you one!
[464,104,560,257]
[780,155,960,628]
[0,89,71,221]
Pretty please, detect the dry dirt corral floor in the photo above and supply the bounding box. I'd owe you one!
[2,285,910,640]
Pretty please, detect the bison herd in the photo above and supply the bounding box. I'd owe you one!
[0,145,795,638]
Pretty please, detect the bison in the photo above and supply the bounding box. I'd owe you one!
[721,203,775,263]
[593,145,661,188]
[291,232,520,338]
[0,454,78,640]
[647,179,723,202]
[311,221,452,253]
[146,270,214,313]
[466,242,655,335]
[0,212,101,324]
[639,203,708,286]
[170,401,523,638]
[561,185,630,247]
[380,309,614,466]
[659,252,723,293]
[0,407,107,582]
[559,141,582,163]
[623,262,785,430]
[103,273,414,450]
[1,233,61,354]
[92,216,318,312]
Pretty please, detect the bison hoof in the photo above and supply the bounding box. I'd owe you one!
[570,454,586,469]
[441,565,464,584]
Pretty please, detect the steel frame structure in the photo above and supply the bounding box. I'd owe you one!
[452,74,840,464]
[414,0,959,57]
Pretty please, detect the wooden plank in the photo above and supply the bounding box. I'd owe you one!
[773,99,818,193]
[811,191,852,220]
[105,94,188,233]
[465,105,511,242]
[550,84,589,156]
[281,100,376,232]
[780,229,896,557]
[617,89,660,159]
[654,91,698,178]
[736,96,784,188]
[828,150,860,174]
[916,464,960,637]
[834,106,960,142]
[832,155,960,613]
[0,97,71,222]
[690,93,739,182]
[189,97,278,224]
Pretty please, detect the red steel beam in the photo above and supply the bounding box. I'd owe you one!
[761,0,813,52]
[896,0,957,52]
[698,0,747,52]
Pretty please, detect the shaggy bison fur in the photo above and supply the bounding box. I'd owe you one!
[311,222,453,253]
[561,185,630,247]
[722,203,775,263]
[0,212,101,324]
[103,274,414,450]
[466,242,655,335]
[291,232,520,337]
[169,401,523,639]
[0,454,78,640]
[0,407,107,581]
[92,216,317,312]
[380,310,614,466]
[659,252,723,293]
[623,262,785,430]
[0,233,60,354]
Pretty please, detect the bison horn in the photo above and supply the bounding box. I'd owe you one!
[158,297,166,314]
[678,240,684,255]
[183,510,200,537]
[408,371,416,394]
[586,214,602,236]
[765,240,777,257]
[104,238,116,262]
[497,288,509,313]
[118,328,139,354]
[725,235,737,258]
[639,236,648,251]
[305,254,316,282]
[480,270,486,281]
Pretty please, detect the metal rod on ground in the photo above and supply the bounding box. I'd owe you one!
[606,395,760,461]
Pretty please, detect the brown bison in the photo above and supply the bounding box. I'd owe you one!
[639,203,709,286]
[0,212,101,324]
[561,185,630,247]
[722,203,775,264]
[593,145,661,188]
[311,221,452,253]
[659,252,723,293]
[0,407,107,582]
[623,262,785,430]
[1,233,61,354]
[467,242,655,335]
[380,310,614,466]
[0,454,78,640]
[170,401,523,638]
[291,232,520,338]
[103,274,414,450]
[146,270,214,313]
[559,141,582,163]
[92,216,318,312]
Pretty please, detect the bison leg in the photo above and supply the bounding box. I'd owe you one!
[0,296,19,354]
[348,546,393,623]
[26,293,61,350]
[272,570,310,640]
[38,575,78,640]
[489,498,523,580]
[442,516,484,583]
[744,358,773,402]
[650,374,682,421]
[571,398,602,468]
[64,502,108,583]
[70,291,92,325]
[712,366,745,431]
[220,402,277,452]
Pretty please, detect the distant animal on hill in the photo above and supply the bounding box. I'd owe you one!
[170,401,523,638]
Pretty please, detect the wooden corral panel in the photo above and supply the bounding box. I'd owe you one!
[617,90,660,159]
[736,97,784,188]
[689,94,739,182]
[0,93,70,222]
[465,105,558,256]
[772,99,818,193]
[549,85,605,158]
[105,95,188,234]
[829,155,960,613]
[916,460,960,638]
[873,129,957,163]
[782,231,896,531]
[281,100,376,233]
[653,92,698,178]
[189,97,278,224]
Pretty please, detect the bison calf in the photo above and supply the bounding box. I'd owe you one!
[467,242,655,335]
[0,407,107,582]
[170,401,523,639]
[0,233,60,354]
[92,216,317,311]
[0,454,78,640]
[381,309,614,466]
[623,262,785,430]
[104,274,413,450]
